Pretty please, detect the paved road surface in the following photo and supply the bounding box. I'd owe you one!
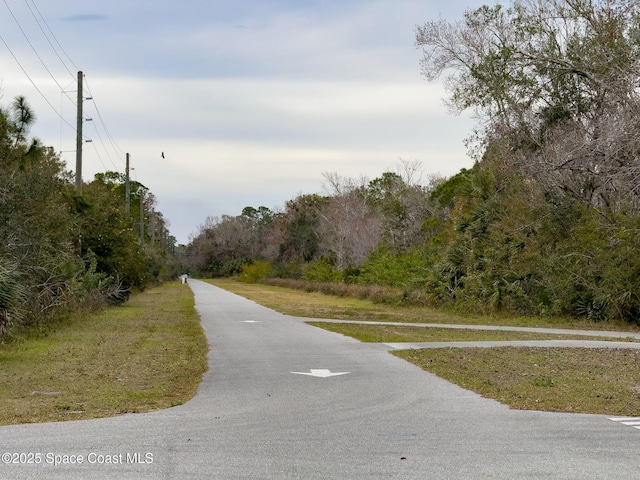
[1,279,639,479]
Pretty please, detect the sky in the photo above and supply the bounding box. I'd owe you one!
[0,0,483,244]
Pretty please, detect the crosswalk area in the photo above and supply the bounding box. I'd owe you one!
[609,417,640,430]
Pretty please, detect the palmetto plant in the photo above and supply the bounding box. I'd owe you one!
[0,263,25,335]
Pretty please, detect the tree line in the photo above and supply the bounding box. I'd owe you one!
[186,0,640,324]
[0,96,179,336]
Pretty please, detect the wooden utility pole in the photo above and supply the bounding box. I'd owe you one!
[150,210,156,245]
[75,71,83,192]
[125,153,130,214]
[140,191,145,245]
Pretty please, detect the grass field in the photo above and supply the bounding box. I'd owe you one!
[207,279,640,331]
[306,322,639,343]
[0,281,208,426]
[393,347,640,415]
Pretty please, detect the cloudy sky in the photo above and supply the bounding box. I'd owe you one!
[0,0,483,244]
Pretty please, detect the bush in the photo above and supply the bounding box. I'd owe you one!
[547,210,640,324]
[262,277,421,306]
[238,261,273,283]
[302,259,342,283]
[358,247,431,288]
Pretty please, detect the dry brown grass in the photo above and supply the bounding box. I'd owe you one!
[0,281,208,426]
[394,347,640,415]
[209,278,640,331]
[307,322,639,343]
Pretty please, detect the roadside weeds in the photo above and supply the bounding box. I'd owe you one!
[0,281,208,426]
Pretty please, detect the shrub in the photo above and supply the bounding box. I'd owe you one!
[238,261,273,283]
[358,246,433,289]
[302,259,342,283]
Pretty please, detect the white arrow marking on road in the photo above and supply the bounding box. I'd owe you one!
[240,320,262,323]
[291,369,350,378]
[609,417,640,430]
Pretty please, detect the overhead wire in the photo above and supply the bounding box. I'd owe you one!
[23,0,76,79]
[84,112,121,170]
[26,0,81,73]
[87,138,110,172]
[3,0,75,105]
[84,78,127,160]
[1,0,128,172]
[33,0,127,168]
[0,31,76,132]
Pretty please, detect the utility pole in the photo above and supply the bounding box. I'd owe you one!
[125,153,130,214]
[140,191,145,246]
[75,71,83,192]
[150,210,156,245]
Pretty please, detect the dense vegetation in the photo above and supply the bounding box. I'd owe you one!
[186,0,640,325]
[0,96,179,336]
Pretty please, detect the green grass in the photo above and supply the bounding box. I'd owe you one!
[0,281,208,426]
[208,278,640,332]
[393,347,640,415]
[306,322,639,343]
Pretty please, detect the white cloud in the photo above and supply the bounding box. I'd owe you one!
[0,71,475,243]
[0,0,482,244]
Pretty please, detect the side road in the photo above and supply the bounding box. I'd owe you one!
[290,317,640,349]
[291,317,640,339]
[382,339,640,350]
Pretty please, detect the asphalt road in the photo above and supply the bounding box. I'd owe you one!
[1,279,639,479]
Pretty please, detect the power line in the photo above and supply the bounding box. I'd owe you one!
[0,31,75,131]
[1,1,129,176]
[24,0,126,165]
[87,138,109,172]
[23,0,77,80]
[3,0,75,105]
[85,114,121,170]
[84,78,127,159]
[27,0,81,73]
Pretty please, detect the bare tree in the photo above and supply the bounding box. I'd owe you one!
[415,0,640,213]
[319,173,382,268]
